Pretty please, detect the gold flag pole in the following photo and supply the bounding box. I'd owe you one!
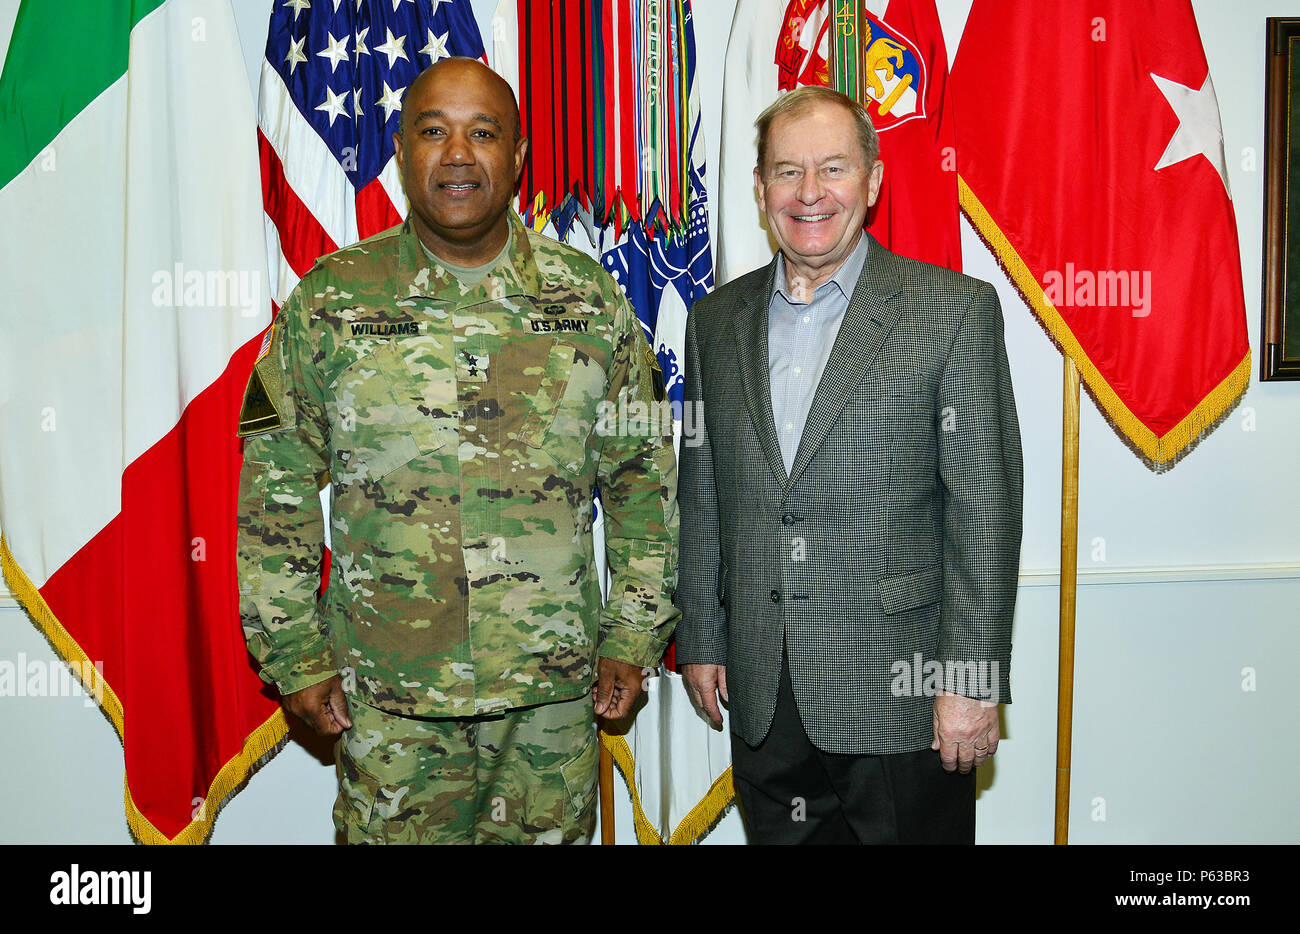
[1055,357,1081,844]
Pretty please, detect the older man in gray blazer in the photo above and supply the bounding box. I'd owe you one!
[676,86,1023,845]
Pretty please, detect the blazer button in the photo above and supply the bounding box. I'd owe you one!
[781,513,796,526]
[770,590,781,604]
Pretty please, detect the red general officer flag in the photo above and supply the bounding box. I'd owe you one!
[952,0,1250,467]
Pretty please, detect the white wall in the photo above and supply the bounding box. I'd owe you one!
[1,0,1297,845]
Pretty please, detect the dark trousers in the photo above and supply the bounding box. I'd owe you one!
[730,650,976,844]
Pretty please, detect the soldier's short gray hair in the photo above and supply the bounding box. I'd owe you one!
[755,85,879,174]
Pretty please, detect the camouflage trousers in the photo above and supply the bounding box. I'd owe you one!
[332,691,599,844]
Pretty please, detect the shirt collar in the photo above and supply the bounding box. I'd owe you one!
[396,210,543,303]
[773,231,870,306]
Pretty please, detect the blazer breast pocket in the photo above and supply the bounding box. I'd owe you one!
[847,368,939,477]
[841,369,933,442]
[851,365,929,402]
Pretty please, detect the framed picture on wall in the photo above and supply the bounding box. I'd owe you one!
[1263,17,1300,379]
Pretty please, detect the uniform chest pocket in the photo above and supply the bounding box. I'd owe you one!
[512,338,606,474]
[331,341,455,485]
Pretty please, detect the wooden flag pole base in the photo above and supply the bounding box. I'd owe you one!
[1055,357,1081,845]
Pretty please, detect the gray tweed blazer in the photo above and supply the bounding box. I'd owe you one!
[674,234,1023,755]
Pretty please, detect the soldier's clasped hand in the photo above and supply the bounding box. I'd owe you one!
[283,674,353,737]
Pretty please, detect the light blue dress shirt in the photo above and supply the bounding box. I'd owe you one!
[767,232,870,476]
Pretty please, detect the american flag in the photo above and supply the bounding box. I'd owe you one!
[259,0,486,306]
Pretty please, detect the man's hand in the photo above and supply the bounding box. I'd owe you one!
[932,692,1000,773]
[682,663,728,728]
[283,674,352,736]
[594,657,647,720]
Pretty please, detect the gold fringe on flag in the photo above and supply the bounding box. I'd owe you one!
[664,764,735,845]
[599,729,736,845]
[957,175,1252,471]
[1,532,289,844]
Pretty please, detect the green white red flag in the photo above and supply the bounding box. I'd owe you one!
[0,0,276,841]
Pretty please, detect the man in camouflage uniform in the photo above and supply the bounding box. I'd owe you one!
[235,58,678,844]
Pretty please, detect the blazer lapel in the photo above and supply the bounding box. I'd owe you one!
[732,257,789,489]
[787,235,903,489]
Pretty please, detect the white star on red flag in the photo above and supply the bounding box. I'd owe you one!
[1151,72,1231,197]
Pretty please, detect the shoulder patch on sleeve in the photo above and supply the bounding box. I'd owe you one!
[639,339,666,403]
[237,323,294,437]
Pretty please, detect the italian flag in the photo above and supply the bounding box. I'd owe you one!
[0,0,282,841]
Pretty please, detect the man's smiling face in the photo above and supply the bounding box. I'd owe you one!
[755,99,883,282]
[394,58,527,265]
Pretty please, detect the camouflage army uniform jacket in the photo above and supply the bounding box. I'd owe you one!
[236,211,679,717]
